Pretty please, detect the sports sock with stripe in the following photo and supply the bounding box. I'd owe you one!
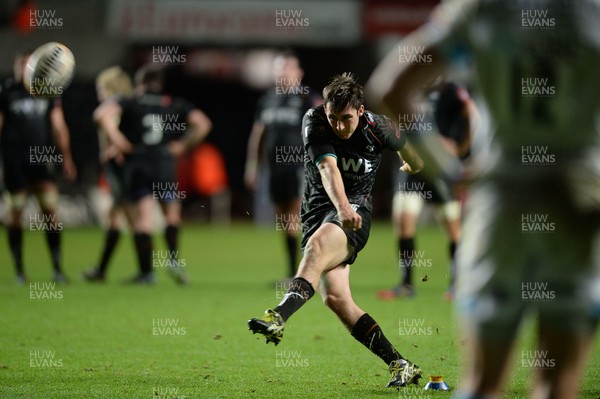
[274,277,314,321]
[351,313,404,365]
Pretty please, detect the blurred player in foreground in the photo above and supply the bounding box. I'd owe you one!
[96,65,212,284]
[366,0,600,398]
[245,51,322,280]
[0,50,77,284]
[249,73,425,388]
[83,66,135,282]
[379,81,477,301]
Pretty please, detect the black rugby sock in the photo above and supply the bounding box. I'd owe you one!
[285,235,298,278]
[351,313,403,365]
[134,232,153,275]
[165,224,179,254]
[400,238,415,286]
[8,226,24,274]
[98,229,121,274]
[45,229,62,272]
[274,277,315,321]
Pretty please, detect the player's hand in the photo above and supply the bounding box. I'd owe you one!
[338,205,362,231]
[398,142,424,174]
[400,159,424,174]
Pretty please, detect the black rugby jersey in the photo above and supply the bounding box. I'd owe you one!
[255,87,321,169]
[0,79,55,148]
[301,105,406,213]
[118,92,195,148]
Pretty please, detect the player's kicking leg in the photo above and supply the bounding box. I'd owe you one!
[248,222,347,345]
[322,264,422,387]
[249,221,422,386]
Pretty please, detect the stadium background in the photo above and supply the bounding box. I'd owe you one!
[0,0,440,224]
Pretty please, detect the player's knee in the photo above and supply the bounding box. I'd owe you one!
[38,190,59,211]
[8,192,27,212]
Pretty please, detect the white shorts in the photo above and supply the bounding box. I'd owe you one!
[456,180,600,338]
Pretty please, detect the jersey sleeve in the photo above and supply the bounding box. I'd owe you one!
[368,112,406,151]
[302,107,335,165]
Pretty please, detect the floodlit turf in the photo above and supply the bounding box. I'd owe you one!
[0,222,599,398]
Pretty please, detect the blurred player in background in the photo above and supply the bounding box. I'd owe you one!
[0,50,77,284]
[96,65,212,284]
[244,51,322,279]
[378,81,477,300]
[83,66,135,282]
[366,0,600,397]
[249,73,425,388]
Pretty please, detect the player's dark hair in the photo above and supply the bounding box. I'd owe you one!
[134,64,164,90]
[322,73,363,113]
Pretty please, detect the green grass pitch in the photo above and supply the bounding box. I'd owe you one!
[1,222,599,398]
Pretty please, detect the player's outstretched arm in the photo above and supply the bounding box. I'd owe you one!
[317,156,361,231]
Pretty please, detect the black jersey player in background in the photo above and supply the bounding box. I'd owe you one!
[378,81,477,301]
[0,50,77,284]
[249,73,425,388]
[244,51,322,279]
[83,66,135,282]
[96,65,212,284]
